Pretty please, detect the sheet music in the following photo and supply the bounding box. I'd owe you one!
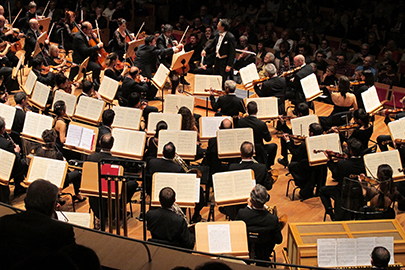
[307,133,341,162]
[99,76,119,101]
[200,116,232,138]
[301,73,321,99]
[291,114,319,136]
[356,237,375,265]
[337,238,357,266]
[317,238,337,267]
[157,130,197,157]
[246,97,278,119]
[217,128,254,155]
[207,224,232,253]
[27,156,66,188]
[152,173,198,203]
[194,74,222,95]
[239,63,260,85]
[147,112,182,135]
[78,127,95,150]
[0,149,15,181]
[375,237,395,264]
[163,94,194,114]
[65,124,82,147]
[12,55,24,78]
[195,178,201,202]
[0,103,16,130]
[364,150,403,178]
[31,81,50,108]
[53,90,77,117]
[74,96,104,122]
[22,111,53,138]
[152,64,170,88]
[56,211,91,228]
[213,169,253,202]
[388,118,405,141]
[362,86,382,113]
[24,70,37,95]
[112,106,142,130]
[111,128,145,157]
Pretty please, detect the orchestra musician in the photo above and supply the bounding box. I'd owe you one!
[54,72,72,94]
[184,33,202,73]
[353,69,374,110]
[10,92,27,148]
[286,54,314,107]
[282,123,324,199]
[104,52,129,82]
[121,66,150,101]
[22,2,44,33]
[143,120,167,163]
[111,18,132,61]
[0,15,23,67]
[43,45,67,70]
[96,109,114,152]
[62,11,76,52]
[209,80,245,117]
[201,19,236,87]
[237,101,278,170]
[31,55,55,88]
[319,137,366,221]
[24,18,41,66]
[127,92,158,130]
[69,21,103,89]
[77,80,101,102]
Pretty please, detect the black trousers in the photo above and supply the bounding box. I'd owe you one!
[213,57,232,89]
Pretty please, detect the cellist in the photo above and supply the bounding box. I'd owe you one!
[69,21,103,89]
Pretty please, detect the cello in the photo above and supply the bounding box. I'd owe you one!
[89,20,108,69]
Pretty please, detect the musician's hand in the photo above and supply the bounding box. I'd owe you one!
[278,115,285,125]
[201,50,206,57]
[331,126,338,133]
[225,65,231,72]
[45,39,50,45]
[5,30,13,36]
[98,42,104,48]
[14,144,20,153]
[282,133,290,142]
[209,87,214,95]
[94,91,101,99]
[290,77,295,82]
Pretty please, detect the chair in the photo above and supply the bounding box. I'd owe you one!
[247,231,276,267]
[374,82,391,104]
[388,86,405,109]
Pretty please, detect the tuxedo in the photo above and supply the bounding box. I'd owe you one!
[229,160,272,190]
[254,76,286,114]
[146,208,195,249]
[237,115,277,168]
[120,76,149,100]
[156,33,177,68]
[209,93,245,117]
[289,64,314,104]
[10,107,25,147]
[0,210,75,269]
[134,44,174,78]
[24,28,39,65]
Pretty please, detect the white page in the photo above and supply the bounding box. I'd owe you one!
[152,64,170,88]
[356,237,376,265]
[35,114,53,137]
[99,76,119,101]
[362,86,381,113]
[337,238,357,266]
[301,73,321,99]
[217,128,253,155]
[388,118,405,141]
[0,149,15,181]
[44,158,66,188]
[291,114,319,136]
[195,178,201,202]
[22,111,40,137]
[153,173,197,204]
[364,150,402,178]
[78,127,95,150]
[0,103,16,130]
[56,211,91,228]
[112,106,142,130]
[194,74,222,94]
[157,130,197,157]
[24,70,37,95]
[375,237,394,264]
[207,224,232,253]
[163,94,194,114]
[213,169,253,202]
[147,112,182,135]
[246,97,278,118]
[233,169,255,198]
[31,81,50,108]
[111,128,145,157]
[240,63,260,85]
[200,116,231,138]
[75,96,104,122]
[65,124,83,147]
[53,90,77,117]
[317,238,337,267]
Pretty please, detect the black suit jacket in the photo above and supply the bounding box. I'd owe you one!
[204,137,239,174]
[24,28,38,61]
[290,64,313,102]
[254,76,286,100]
[72,31,99,63]
[229,161,272,190]
[0,135,15,153]
[204,31,236,67]
[11,108,25,145]
[0,210,75,269]
[134,44,174,78]
[121,76,149,100]
[147,158,184,175]
[87,151,115,163]
[209,94,245,116]
[146,208,194,249]
[236,207,282,245]
[156,34,177,68]
[328,157,365,187]
[96,125,112,152]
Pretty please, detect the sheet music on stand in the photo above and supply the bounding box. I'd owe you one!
[74,96,105,125]
[199,116,232,140]
[362,86,384,114]
[98,76,120,103]
[240,63,260,89]
[30,81,50,110]
[306,132,342,166]
[31,32,47,58]
[73,57,90,82]
[301,73,323,101]
[0,103,16,131]
[291,114,319,136]
[0,148,16,185]
[112,106,142,130]
[52,90,77,117]
[216,128,254,159]
[22,69,37,96]
[12,55,24,80]
[151,64,170,90]
[163,94,194,114]
[22,111,53,141]
[110,128,146,160]
[193,74,222,96]
[25,156,68,188]
[363,150,404,182]
[146,112,182,135]
[170,50,193,72]
[157,130,197,159]
[245,97,278,121]
[64,122,98,154]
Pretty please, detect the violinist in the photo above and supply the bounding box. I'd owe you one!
[77,80,101,103]
[319,66,338,104]
[0,15,22,67]
[319,138,366,221]
[31,55,55,88]
[69,21,103,89]
[111,18,132,60]
[104,52,129,82]
[44,45,67,70]
[24,18,41,66]
[353,69,374,110]
[62,11,76,52]
[54,73,72,94]
[121,66,149,101]
[281,123,323,200]
[22,1,44,33]
[287,54,314,107]
[127,92,158,130]
[277,102,309,167]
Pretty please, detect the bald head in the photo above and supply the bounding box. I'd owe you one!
[129,66,140,78]
[220,119,233,129]
[294,55,305,67]
[29,18,39,30]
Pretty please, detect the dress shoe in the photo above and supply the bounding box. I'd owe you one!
[72,195,86,203]
[191,214,202,224]
[277,158,288,167]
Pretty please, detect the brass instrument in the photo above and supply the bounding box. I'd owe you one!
[173,153,202,178]
[171,202,189,225]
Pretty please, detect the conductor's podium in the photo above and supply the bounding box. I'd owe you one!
[287,220,405,267]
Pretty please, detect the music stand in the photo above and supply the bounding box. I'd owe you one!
[170,50,193,95]
[38,17,51,34]
[31,32,47,58]
[126,39,144,60]
[73,57,90,83]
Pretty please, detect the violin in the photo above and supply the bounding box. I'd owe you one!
[313,149,348,159]
[381,138,405,146]
[350,81,365,86]
[349,174,379,185]
[280,66,303,77]
[384,108,405,115]
[326,123,360,133]
[277,133,306,141]
[251,76,270,86]
[114,59,130,71]
[204,88,226,96]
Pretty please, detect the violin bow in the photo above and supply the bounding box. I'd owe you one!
[8,2,11,25]
[178,25,189,45]
[95,20,101,42]
[42,0,50,16]
[11,8,22,27]
[134,21,145,40]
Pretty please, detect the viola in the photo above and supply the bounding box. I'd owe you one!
[313,149,348,159]
[349,174,379,185]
